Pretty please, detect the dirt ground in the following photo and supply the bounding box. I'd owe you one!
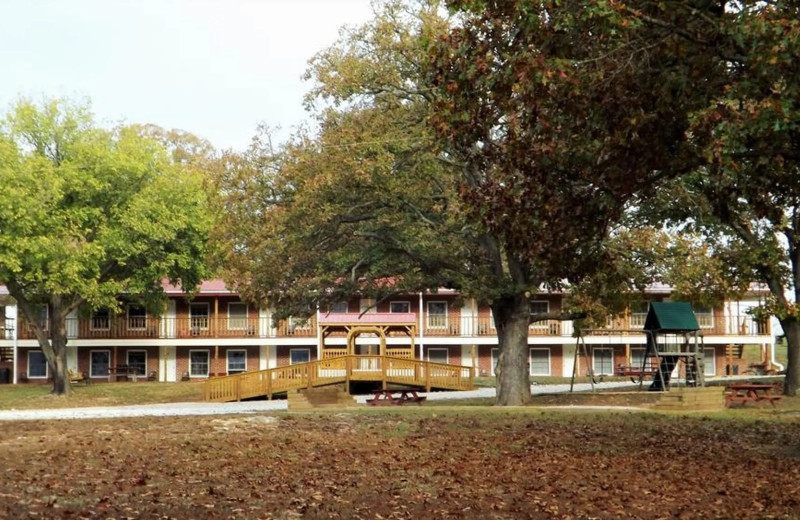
[1,410,799,519]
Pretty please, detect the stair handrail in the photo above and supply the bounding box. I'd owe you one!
[204,354,474,402]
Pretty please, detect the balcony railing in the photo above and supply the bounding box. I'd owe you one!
[590,314,768,336]
[11,313,770,340]
[16,316,316,340]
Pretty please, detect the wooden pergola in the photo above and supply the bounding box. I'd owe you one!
[318,313,417,359]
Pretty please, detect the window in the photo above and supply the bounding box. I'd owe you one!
[427,348,449,364]
[290,349,310,365]
[427,302,447,329]
[529,301,550,329]
[227,350,247,374]
[605,315,616,329]
[28,351,48,378]
[390,301,410,314]
[190,303,209,330]
[703,348,716,376]
[90,308,111,331]
[127,305,147,330]
[90,350,110,378]
[228,302,248,331]
[529,348,551,376]
[127,350,147,376]
[189,350,210,377]
[630,301,649,328]
[593,347,614,376]
[330,301,349,313]
[288,316,310,333]
[694,305,714,329]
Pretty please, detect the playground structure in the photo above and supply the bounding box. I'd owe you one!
[571,302,704,392]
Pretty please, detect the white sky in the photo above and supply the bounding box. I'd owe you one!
[0,0,374,151]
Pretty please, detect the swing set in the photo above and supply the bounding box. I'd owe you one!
[570,302,705,392]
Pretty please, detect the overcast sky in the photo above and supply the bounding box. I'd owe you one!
[0,0,374,151]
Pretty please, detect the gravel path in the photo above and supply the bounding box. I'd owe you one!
[0,381,637,421]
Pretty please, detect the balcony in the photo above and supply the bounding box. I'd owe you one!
[13,313,770,340]
[16,316,314,340]
[589,314,769,337]
[423,317,563,336]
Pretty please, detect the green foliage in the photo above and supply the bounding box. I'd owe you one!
[429,0,724,287]
[0,99,211,311]
[0,97,212,392]
[215,1,480,320]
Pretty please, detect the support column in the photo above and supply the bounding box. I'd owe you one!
[214,298,219,337]
[316,308,322,360]
[471,345,477,377]
[11,305,18,384]
[418,292,424,361]
[214,345,219,376]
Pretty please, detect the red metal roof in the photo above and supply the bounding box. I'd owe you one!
[318,313,417,325]
[161,279,235,295]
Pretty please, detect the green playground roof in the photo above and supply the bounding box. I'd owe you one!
[643,302,700,332]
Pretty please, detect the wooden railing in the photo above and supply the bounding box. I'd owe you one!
[13,313,770,341]
[204,355,475,402]
[16,316,317,340]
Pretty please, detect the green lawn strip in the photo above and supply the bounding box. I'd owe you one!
[0,381,205,410]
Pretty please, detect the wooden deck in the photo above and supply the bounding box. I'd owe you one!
[204,355,475,402]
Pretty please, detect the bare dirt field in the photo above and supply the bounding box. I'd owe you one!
[1,410,799,519]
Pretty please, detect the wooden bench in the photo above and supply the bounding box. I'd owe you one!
[68,369,89,384]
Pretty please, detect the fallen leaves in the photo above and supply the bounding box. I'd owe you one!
[1,412,799,518]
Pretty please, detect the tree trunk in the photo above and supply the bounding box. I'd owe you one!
[49,330,70,395]
[6,282,79,395]
[493,295,531,406]
[781,317,799,396]
[47,298,71,395]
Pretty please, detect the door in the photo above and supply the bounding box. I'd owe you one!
[160,345,177,382]
[66,309,79,339]
[162,301,176,339]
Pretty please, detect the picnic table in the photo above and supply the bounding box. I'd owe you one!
[614,363,657,383]
[366,388,427,406]
[107,365,141,382]
[725,383,783,409]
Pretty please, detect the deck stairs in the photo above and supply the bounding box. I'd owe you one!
[287,384,359,411]
[651,387,725,411]
[204,354,474,403]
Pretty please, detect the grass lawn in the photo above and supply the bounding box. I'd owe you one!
[0,381,205,410]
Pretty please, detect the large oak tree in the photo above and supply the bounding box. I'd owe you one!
[216,0,670,405]
[432,0,800,395]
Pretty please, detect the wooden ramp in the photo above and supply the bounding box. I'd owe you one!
[204,355,475,402]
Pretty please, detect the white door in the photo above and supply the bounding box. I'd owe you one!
[162,300,176,339]
[66,309,79,339]
[160,345,177,382]
[66,346,78,371]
